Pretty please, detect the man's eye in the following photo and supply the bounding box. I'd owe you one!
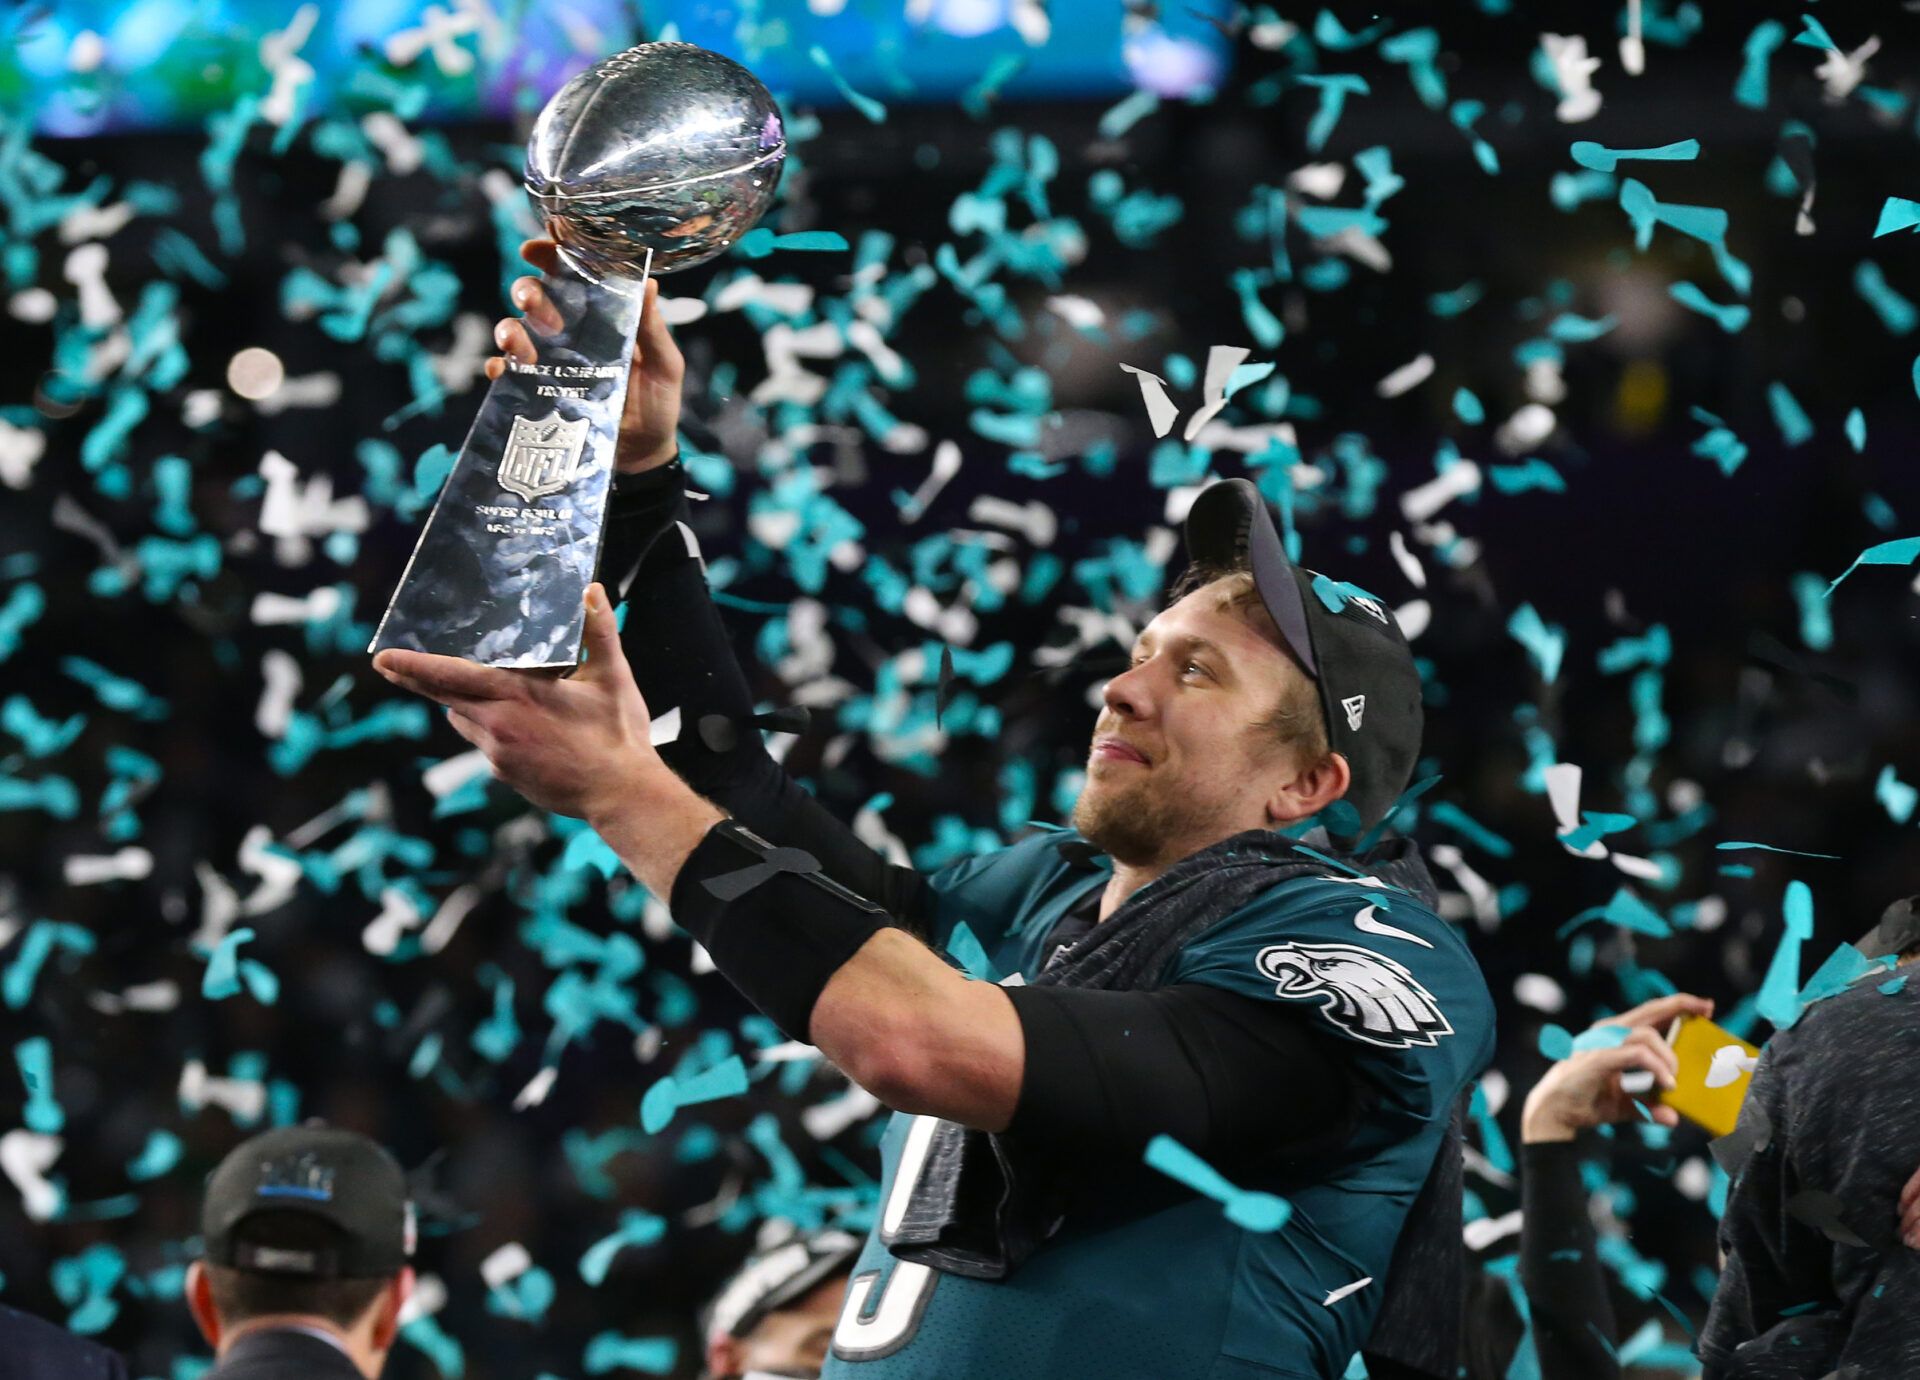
[1184,661,1209,678]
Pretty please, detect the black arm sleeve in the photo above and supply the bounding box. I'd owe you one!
[596,461,931,930]
[1517,1139,1621,1380]
[1001,983,1369,1178]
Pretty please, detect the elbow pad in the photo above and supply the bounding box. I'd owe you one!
[669,817,891,1041]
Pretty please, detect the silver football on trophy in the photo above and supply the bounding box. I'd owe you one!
[525,42,786,282]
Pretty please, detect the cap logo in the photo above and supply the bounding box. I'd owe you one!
[1346,595,1390,624]
[1342,695,1366,731]
[256,1152,335,1203]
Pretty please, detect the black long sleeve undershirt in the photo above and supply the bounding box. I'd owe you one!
[1517,1139,1621,1380]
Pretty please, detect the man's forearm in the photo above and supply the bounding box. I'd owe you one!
[588,765,727,907]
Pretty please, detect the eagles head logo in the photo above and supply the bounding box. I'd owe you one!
[1254,942,1453,1049]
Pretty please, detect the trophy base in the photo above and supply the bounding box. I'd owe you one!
[369,257,649,668]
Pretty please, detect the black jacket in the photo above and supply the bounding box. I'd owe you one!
[205,1329,367,1380]
[0,1305,129,1380]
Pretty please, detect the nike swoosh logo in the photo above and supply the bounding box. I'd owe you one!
[1354,904,1433,949]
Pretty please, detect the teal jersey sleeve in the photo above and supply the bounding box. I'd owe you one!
[1167,878,1496,1126]
[921,826,1082,962]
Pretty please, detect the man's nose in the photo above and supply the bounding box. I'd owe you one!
[1102,663,1151,719]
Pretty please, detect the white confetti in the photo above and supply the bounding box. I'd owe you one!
[480,1242,533,1289]
[1541,33,1603,122]
[1375,353,1435,399]
[1399,460,1482,524]
[1118,363,1179,437]
[1706,1044,1760,1089]
[1,1131,63,1222]
[63,847,153,886]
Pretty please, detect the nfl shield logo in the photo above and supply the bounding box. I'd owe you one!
[498,412,590,501]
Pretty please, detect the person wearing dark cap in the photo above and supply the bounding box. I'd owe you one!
[373,245,1495,1379]
[701,1228,861,1379]
[186,1123,416,1380]
[0,1302,129,1380]
[1695,895,1920,1380]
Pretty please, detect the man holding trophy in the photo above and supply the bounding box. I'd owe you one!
[376,41,1493,1380]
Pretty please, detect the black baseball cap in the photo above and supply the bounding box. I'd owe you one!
[704,1228,862,1342]
[1857,895,1920,961]
[1182,478,1423,832]
[201,1123,414,1278]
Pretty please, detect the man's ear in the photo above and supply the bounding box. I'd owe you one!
[1265,750,1352,826]
[186,1260,222,1352]
[369,1267,415,1352]
[706,1333,747,1378]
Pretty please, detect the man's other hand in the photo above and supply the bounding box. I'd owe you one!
[485,238,685,474]
[1520,991,1714,1143]
[373,583,664,820]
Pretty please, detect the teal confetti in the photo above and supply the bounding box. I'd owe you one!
[1546,312,1616,343]
[1379,28,1446,109]
[1098,89,1159,140]
[1823,535,1920,597]
[1569,139,1700,173]
[1844,408,1867,452]
[1790,573,1833,651]
[734,228,853,259]
[1883,976,1910,996]
[1688,407,1747,476]
[1507,603,1566,683]
[1451,388,1484,424]
[1427,801,1514,858]
[1715,841,1841,859]
[808,46,886,124]
[1668,281,1748,333]
[1298,74,1369,154]
[1853,261,1915,335]
[1734,21,1786,109]
[1448,99,1499,175]
[1875,765,1917,825]
[1766,381,1812,447]
[1429,281,1483,317]
[16,1036,62,1133]
[1539,1024,1575,1061]
[1559,811,1637,852]
[4,920,96,1008]
[127,1129,183,1182]
[1792,16,1840,53]
[579,1211,667,1287]
[1873,197,1920,238]
[1144,1133,1291,1232]
[583,1333,677,1376]
[1756,881,1814,1030]
[640,1055,749,1134]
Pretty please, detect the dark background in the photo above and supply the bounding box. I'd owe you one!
[5,3,1920,1376]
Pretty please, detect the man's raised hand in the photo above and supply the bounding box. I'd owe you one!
[372,583,666,821]
[484,237,686,474]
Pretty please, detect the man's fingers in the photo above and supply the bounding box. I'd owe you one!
[444,707,498,757]
[494,317,537,365]
[510,276,564,335]
[374,649,517,705]
[635,277,684,379]
[484,356,506,382]
[519,237,561,273]
[1609,991,1714,1032]
[576,583,631,682]
[1901,1164,1920,1211]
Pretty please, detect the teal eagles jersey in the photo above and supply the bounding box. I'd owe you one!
[821,826,1496,1380]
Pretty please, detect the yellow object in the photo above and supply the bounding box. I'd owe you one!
[1658,1014,1760,1139]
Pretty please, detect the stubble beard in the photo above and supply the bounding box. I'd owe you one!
[1072,762,1228,868]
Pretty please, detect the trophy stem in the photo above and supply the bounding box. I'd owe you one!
[368,264,647,668]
